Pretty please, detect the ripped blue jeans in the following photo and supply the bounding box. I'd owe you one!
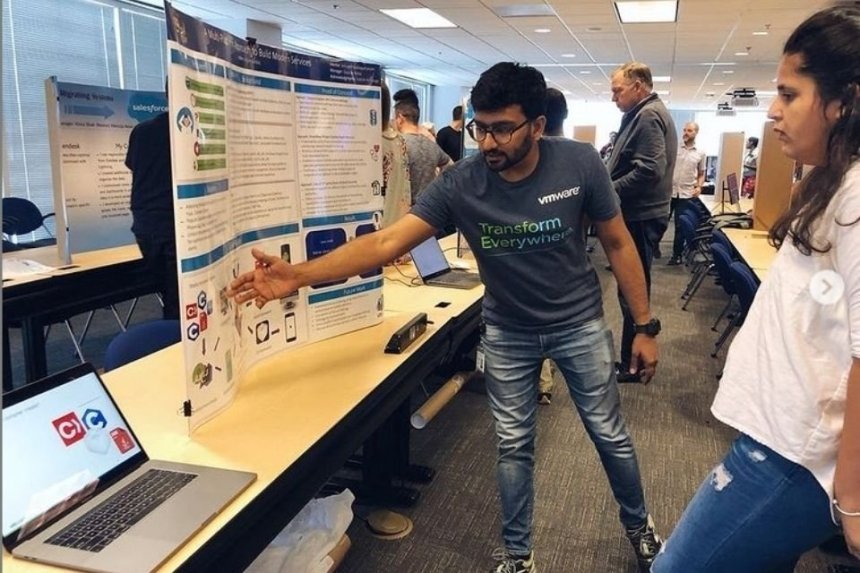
[652,434,839,573]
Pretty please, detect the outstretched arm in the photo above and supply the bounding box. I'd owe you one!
[228,214,437,308]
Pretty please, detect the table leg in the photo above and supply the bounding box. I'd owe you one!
[21,316,48,382]
[3,322,13,391]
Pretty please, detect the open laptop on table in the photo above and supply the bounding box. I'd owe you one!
[2,362,256,573]
[410,237,481,290]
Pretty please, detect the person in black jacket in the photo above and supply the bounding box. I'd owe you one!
[125,110,179,320]
[435,105,464,161]
[606,62,676,382]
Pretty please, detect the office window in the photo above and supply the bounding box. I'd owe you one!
[119,8,167,90]
[2,1,431,241]
[2,0,165,239]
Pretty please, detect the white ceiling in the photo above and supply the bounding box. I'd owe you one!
[169,0,832,110]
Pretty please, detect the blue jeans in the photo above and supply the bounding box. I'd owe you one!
[482,316,649,555]
[652,434,839,573]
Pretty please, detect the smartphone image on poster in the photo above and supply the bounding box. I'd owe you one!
[280,244,299,298]
[285,313,297,342]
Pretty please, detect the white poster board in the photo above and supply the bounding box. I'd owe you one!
[45,78,167,254]
[165,3,384,431]
[716,131,745,204]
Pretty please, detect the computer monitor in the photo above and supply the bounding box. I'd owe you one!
[726,172,740,205]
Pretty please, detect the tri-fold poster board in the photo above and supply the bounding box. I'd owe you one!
[164,2,384,430]
[42,4,385,432]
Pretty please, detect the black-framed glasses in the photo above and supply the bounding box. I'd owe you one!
[466,119,530,144]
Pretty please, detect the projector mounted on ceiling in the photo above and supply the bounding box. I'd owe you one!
[729,87,759,107]
[716,102,736,116]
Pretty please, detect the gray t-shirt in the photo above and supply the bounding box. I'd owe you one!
[412,137,619,330]
[403,133,452,202]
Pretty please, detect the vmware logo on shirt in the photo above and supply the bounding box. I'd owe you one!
[538,186,580,205]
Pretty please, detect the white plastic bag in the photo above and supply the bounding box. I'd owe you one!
[245,489,354,573]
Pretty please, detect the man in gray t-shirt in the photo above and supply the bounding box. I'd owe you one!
[393,89,453,202]
[402,133,452,201]
[229,63,662,573]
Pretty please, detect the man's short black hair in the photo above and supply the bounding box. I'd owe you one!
[470,62,546,120]
[544,88,568,135]
[393,88,420,124]
[393,88,419,107]
[452,105,463,121]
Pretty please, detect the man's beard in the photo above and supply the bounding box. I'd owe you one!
[482,135,532,173]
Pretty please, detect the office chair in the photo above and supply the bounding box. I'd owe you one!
[679,212,714,309]
[103,319,181,371]
[709,243,739,355]
[711,262,760,361]
[731,261,760,315]
[2,197,56,249]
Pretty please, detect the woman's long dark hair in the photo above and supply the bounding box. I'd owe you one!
[769,6,860,255]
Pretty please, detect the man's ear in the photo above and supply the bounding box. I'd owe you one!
[532,116,546,139]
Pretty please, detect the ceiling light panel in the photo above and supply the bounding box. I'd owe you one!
[492,4,557,18]
[380,8,457,29]
[615,1,678,24]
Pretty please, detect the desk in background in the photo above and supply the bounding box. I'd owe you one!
[3,244,157,388]
[722,227,776,281]
[698,194,754,216]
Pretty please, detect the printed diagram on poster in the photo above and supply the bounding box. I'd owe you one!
[165,2,383,431]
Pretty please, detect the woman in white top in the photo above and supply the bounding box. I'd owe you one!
[653,6,860,571]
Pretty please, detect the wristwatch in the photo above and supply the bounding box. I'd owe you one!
[633,318,661,337]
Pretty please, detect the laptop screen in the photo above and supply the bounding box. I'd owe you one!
[2,366,144,542]
[410,237,450,280]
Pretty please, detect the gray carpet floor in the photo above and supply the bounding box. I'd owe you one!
[4,236,855,572]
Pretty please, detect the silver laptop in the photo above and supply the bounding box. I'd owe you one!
[410,237,481,290]
[2,363,256,573]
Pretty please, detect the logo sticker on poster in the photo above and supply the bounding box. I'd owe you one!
[187,322,200,341]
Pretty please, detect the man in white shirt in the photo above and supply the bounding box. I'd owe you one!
[667,122,705,266]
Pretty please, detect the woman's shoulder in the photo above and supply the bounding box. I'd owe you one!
[827,160,860,226]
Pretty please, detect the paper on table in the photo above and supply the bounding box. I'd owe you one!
[3,258,56,279]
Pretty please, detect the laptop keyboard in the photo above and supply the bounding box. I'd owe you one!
[46,468,197,553]
[435,271,479,285]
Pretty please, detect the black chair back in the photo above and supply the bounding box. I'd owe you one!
[2,197,56,249]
